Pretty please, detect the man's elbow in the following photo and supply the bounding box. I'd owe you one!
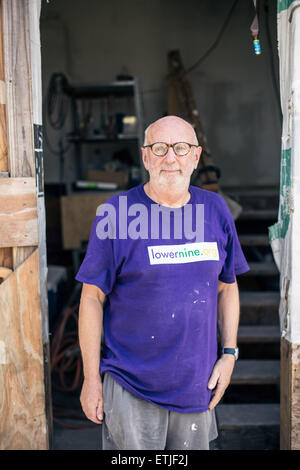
[81,283,106,305]
[218,276,237,294]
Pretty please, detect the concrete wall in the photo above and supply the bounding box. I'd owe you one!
[40,0,281,187]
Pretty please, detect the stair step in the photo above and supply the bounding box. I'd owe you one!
[224,187,278,198]
[239,291,280,325]
[231,360,280,384]
[238,209,278,220]
[238,325,280,343]
[239,234,270,246]
[240,291,280,307]
[245,262,279,276]
[216,404,280,430]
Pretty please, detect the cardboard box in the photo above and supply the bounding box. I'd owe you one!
[86,169,129,187]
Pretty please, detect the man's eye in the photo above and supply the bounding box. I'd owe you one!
[153,144,166,153]
[175,144,189,153]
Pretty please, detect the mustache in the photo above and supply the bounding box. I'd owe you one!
[160,168,181,172]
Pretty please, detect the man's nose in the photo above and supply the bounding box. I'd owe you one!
[164,146,177,162]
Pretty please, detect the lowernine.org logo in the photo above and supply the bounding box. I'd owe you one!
[148,242,219,265]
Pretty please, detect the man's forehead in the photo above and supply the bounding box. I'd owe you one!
[146,117,197,143]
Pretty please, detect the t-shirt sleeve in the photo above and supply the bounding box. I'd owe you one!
[75,216,116,295]
[218,200,250,284]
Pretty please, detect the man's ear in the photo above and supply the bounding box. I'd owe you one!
[141,147,149,171]
[194,146,202,169]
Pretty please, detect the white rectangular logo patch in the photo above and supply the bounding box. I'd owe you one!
[148,242,219,265]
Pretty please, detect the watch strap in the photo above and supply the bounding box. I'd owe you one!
[220,347,239,360]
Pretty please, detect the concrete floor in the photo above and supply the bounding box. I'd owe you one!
[53,421,102,450]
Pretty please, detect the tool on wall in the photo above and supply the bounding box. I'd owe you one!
[251,0,261,55]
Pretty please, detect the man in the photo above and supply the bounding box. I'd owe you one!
[76,115,249,450]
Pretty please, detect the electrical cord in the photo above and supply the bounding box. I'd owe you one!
[263,0,283,125]
[142,0,239,97]
[50,303,96,429]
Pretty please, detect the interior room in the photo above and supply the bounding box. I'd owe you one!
[40,0,281,450]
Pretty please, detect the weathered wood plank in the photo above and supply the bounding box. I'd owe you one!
[0,0,49,449]
[0,0,12,274]
[29,0,52,447]
[0,177,38,247]
[280,337,300,450]
[0,248,47,449]
[0,2,8,172]
[2,0,35,178]
[2,0,37,269]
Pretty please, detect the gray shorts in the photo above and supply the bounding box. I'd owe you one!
[102,372,218,450]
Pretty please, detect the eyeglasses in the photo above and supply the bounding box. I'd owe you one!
[143,142,198,157]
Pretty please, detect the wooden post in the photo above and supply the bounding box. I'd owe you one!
[0,0,50,449]
[270,2,300,450]
[280,338,300,449]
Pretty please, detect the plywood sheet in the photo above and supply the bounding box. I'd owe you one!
[0,177,38,247]
[0,248,47,449]
[60,192,120,249]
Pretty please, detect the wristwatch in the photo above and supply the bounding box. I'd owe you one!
[220,347,239,361]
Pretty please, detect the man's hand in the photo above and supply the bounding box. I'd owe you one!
[207,354,236,410]
[80,375,103,424]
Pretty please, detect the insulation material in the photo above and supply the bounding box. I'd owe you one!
[269,0,300,343]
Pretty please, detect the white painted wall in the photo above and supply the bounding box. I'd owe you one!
[40,0,281,187]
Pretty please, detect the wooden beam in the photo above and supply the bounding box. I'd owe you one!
[2,0,37,269]
[28,0,53,447]
[0,2,8,172]
[2,0,35,178]
[0,0,12,275]
[0,0,49,449]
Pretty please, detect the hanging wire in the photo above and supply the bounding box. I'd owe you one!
[186,0,240,74]
[43,73,72,156]
[142,0,239,96]
[263,0,283,125]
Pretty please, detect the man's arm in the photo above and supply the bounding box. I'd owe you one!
[208,277,240,410]
[78,283,105,424]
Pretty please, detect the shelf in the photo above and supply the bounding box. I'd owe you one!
[68,134,138,143]
[64,80,136,99]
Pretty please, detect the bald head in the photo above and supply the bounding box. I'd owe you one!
[143,116,198,146]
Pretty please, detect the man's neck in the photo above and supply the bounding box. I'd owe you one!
[144,182,191,208]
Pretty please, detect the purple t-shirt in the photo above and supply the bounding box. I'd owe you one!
[75,184,250,413]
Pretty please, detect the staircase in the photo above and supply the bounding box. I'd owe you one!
[214,187,281,450]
